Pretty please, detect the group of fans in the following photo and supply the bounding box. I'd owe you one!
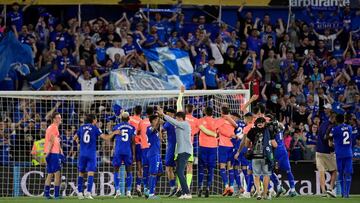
[42,88,354,200]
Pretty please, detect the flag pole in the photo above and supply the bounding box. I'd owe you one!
[78,3,81,28]
[286,0,292,33]
[218,0,222,25]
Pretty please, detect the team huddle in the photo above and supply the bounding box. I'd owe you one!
[42,90,354,200]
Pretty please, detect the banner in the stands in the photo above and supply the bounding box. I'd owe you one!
[109,68,177,91]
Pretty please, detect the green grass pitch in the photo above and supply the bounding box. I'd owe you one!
[1,196,360,203]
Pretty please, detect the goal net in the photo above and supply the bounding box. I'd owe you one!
[0,90,250,197]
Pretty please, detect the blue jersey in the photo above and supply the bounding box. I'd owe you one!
[274,131,287,152]
[96,47,106,62]
[150,20,168,42]
[8,11,23,32]
[305,132,317,145]
[112,122,136,155]
[317,121,333,153]
[163,121,176,151]
[231,120,246,151]
[77,124,102,157]
[202,66,218,88]
[146,126,161,157]
[122,43,139,55]
[330,124,353,159]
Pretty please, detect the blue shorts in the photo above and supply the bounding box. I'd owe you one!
[141,148,149,166]
[336,157,353,174]
[199,147,217,168]
[135,144,142,162]
[248,160,253,171]
[46,153,61,174]
[148,154,162,174]
[218,146,233,164]
[275,149,291,171]
[78,155,97,172]
[113,154,132,167]
[165,147,176,167]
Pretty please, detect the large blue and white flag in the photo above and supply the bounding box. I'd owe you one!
[0,32,33,81]
[143,47,194,89]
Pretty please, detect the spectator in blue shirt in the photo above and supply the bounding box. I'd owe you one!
[95,39,107,66]
[50,24,73,51]
[304,124,318,160]
[246,28,262,55]
[201,57,219,90]
[144,26,164,49]
[7,0,35,34]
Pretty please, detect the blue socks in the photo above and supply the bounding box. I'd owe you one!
[143,166,149,189]
[114,171,119,191]
[271,173,280,192]
[44,185,50,197]
[77,176,84,193]
[229,169,235,187]
[234,169,241,189]
[149,175,156,195]
[287,171,295,190]
[207,167,214,188]
[54,186,60,198]
[136,177,142,187]
[220,168,228,187]
[247,174,253,193]
[87,176,94,193]
[126,172,133,192]
[344,174,352,198]
[169,179,176,188]
[198,164,205,189]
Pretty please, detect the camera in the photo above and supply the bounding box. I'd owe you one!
[266,116,284,135]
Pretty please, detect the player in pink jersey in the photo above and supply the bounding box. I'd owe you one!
[185,104,200,190]
[137,106,154,196]
[197,106,218,197]
[215,106,237,196]
[129,105,144,196]
[43,112,63,199]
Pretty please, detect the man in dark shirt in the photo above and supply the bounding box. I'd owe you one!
[245,117,277,200]
[316,112,337,198]
[293,103,310,127]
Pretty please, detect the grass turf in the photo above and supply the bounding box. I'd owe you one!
[1,196,360,203]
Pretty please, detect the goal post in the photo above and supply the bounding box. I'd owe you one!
[0,89,250,197]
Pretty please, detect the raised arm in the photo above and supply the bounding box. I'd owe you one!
[99,17,109,26]
[139,10,150,23]
[23,0,36,12]
[261,83,268,101]
[336,29,343,37]
[241,94,259,113]
[66,67,80,78]
[176,86,185,112]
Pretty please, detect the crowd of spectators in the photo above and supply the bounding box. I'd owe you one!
[0,1,360,164]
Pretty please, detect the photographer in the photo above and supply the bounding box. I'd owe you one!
[244,117,277,200]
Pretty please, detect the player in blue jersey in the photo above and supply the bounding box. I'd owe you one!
[146,115,163,199]
[329,114,353,198]
[74,114,120,200]
[266,115,296,197]
[230,112,247,195]
[234,112,255,198]
[112,112,136,199]
[162,108,177,197]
